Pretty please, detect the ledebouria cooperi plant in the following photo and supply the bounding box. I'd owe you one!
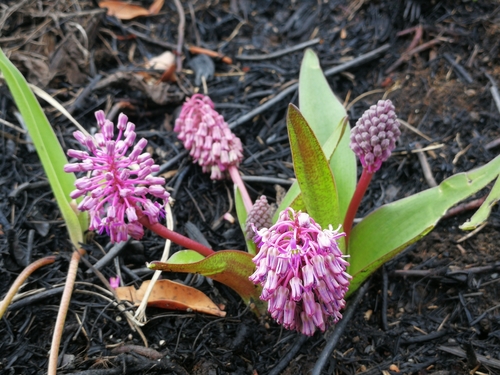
[344,99,401,240]
[174,94,253,212]
[249,207,351,336]
[64,111,169,243]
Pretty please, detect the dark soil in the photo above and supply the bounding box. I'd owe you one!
[1,1,500,374]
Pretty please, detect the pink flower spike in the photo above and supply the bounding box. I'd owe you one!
[174,94,243,180]
[248,208,351,336]
[64,111,170,243]
[175,94,253,213]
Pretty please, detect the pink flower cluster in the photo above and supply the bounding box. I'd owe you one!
[249,208,351,336]
[350,99,401,173]
[64,111,170,243]
[174,94,243,180]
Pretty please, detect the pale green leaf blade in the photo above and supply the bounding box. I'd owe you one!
[287,104,339,228]
[299,49,346,146]
[167,250,205,264]
[460,175,500,230]
[0,48,85,246]
[348,155,500,296]
[298,49,356,220]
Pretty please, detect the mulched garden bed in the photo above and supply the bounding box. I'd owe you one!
[1,0,500,374]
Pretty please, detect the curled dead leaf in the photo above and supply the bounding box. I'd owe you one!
[115,279,226,317]
[99,1,149,20]
[98,0,164,20]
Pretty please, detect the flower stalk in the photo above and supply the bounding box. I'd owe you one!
[343,168,373,242]
[136,209,215,257]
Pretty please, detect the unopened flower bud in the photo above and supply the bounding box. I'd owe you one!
[245,195,274,239]
[350,99,401,173]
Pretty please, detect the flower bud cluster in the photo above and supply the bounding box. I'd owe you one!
[249,208,351,336]
[64,110,169,242]
[350,99,401,173]
[245,195,274,240]
[174,94,243,180]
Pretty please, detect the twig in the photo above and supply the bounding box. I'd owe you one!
[87,238,131,272]
[173,0,185,72]
[456,222,488,243]
[48,248,86,375]
[415,142,437,187]
[385,37,444,74]
[241,175,294,186]
[0,255,56,319]
[236,38,321,61]
[267,335,309,375]
[405,25,423,51]
[381,266,389,331]
[484,72,500,115]
[397,119,432,142]
[443,53,473,84]
[228,44,391,129]
[311,280,371,375]
[438,345,500,370]
[188,45,232,64]
[442,196,487,219]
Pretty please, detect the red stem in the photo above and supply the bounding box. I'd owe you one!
[343,168,373,246]
[136,210,215,257]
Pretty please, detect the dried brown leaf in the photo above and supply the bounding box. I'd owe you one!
[116,279,226,317]
[99,1,149,20]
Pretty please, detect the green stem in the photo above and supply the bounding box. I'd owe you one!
[343,168,373,246]
[137,210,215,257]
[0,255,56,319]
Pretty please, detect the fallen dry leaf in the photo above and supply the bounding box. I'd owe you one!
[146,51,175,70]
[116,279,226,317]
[148,0,165,15]
[99,0,164,20]
[99,1,149,20]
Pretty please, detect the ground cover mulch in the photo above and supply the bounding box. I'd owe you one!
[1,0,500,374]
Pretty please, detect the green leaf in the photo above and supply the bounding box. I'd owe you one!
[0,48,86,247]
[234,186,257,255]
[460,176,500,230]
[149,250,266,315]
[287,104,339,228]
[167,250,205,264]
[348,155,500,296]
[298,49,356,221]
[273,117,347,222]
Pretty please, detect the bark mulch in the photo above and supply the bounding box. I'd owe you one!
[1,1,500,374]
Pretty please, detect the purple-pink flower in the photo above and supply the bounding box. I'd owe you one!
[350,99,401,173]
[64,110,170,243]
[249,208,351,336]
[110,276,120,289]
[174,94,243,180]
